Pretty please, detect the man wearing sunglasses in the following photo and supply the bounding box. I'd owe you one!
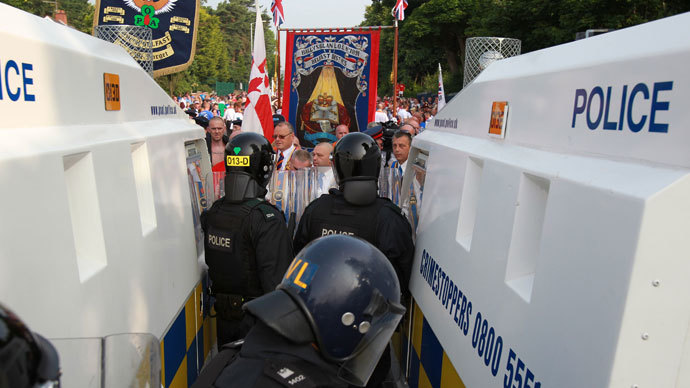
[273,122,297,171]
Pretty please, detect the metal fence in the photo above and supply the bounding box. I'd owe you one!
[463,37,521,87]
[94,25,154,77]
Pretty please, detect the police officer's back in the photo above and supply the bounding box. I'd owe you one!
[293,132,414,292]
[200,132,292,346]
[0,302,61,388]
[193,235,406,388]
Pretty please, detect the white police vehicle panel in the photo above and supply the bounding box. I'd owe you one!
[402,11,690,388]
[0,4,212,387]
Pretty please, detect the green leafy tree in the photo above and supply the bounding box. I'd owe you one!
[3,0,53,17]
[212,1,275,84]
[157,1,277,96]
[365,0,690,97]
[61,0,94,34]
[189,7,231,91]
[3,0,94,34]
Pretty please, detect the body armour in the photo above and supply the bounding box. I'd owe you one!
[203,198,264,296]
[303,192,387,243]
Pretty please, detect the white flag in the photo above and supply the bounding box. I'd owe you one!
[437,63,446,111]
[243,0,275,139]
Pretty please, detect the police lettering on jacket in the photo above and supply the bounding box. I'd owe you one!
[320,224,357,237]
[208,227,233,252]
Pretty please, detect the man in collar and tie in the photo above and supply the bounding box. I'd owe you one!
[273,122,296,171]
[391,131,412,174]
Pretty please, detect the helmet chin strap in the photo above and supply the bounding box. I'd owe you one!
[224,173,268,202]
[342,180,377,206]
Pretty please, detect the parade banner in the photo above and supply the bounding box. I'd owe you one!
[282,29,380,146]
[94,0,200,77]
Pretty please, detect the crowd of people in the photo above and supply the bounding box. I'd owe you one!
[197,124,415,387]
[182,88,434,184]
[189,91,432,387]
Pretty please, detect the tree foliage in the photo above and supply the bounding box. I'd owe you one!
[364,0,690,96]
[157,0,276,95]
[3,0,94,34]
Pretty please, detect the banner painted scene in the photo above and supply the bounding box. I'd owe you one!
[282,29,380,147]
[94,0,200,77]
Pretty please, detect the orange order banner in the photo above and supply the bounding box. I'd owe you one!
[282,29,381,147]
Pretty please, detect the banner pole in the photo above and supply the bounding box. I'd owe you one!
[277,27,282,110]
[393,18,399,122]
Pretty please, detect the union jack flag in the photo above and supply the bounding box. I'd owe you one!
[271,0,284,27]
[392,0,408,21]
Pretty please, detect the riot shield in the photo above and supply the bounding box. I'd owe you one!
[51,333,161,387]
[206,171,226,204]
[268,168,326,227]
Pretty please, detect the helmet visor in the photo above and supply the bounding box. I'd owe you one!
[335,305,404,386]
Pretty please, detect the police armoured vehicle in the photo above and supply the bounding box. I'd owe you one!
[0,3,214,386]
[397,11,690,388]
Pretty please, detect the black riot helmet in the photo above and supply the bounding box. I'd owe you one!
[0,303,60,388]
[244,235,405,387]
[332,132,382,205]
[223,132,275,202]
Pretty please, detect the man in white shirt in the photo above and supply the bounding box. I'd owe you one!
[222,104,236,122]
[397,102,412,123]
[313,142,335,196]
[223,102,243,122]
[273,122,296,171]
[374,103,388,123]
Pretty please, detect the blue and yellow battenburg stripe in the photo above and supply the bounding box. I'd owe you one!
[160,278,216,388]
[395,300,467,388]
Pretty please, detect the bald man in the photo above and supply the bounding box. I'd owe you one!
[312,142,336,196]
[334,124,349,141]
[312,142,333,167]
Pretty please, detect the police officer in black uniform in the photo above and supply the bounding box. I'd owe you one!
[193,235,406,388]
[201,132,293,346]
[0,302,61,387]
[292,132,414,387]
[294,131,413,290]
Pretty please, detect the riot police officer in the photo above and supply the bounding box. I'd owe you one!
[193,235,406,388]
[0,302,61,387]
[293,132,413,291]
[292,132,413,388]
[201,132,293,346]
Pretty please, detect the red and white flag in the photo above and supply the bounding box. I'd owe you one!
[392,0,408,21]
[271,0,284,28]
[243,0,275,140]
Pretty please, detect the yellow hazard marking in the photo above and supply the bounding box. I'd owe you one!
[168,355,187,388]
[185,294,196,350]
[419,365,433,388]
[160,341,165,387]
[442,351,467,388]
[412,301,424,356]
